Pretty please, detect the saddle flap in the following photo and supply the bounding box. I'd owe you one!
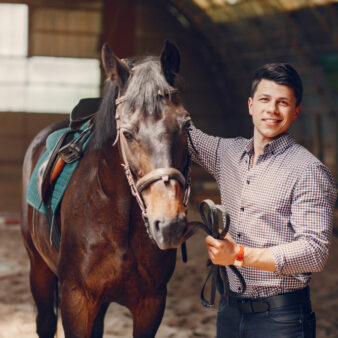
[36,130,75,204]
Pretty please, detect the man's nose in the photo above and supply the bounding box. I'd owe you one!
[267,100,278,114]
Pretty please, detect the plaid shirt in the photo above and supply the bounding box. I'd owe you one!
[188,126,336,298]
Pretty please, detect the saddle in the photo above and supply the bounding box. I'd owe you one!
[36,98,101,249]
[69,98,101,129]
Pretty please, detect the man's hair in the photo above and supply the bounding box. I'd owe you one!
[250,63,303,107]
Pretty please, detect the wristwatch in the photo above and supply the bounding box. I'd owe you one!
[233,245,244,267]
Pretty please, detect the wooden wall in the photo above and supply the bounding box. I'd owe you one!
[0,0,336,213]
[0,113,67,213]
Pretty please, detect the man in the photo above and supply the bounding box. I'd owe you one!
[188,63,336,337]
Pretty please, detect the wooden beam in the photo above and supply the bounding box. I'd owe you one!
[102,0,136,58]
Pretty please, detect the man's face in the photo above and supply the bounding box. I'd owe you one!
[248,79,301,143]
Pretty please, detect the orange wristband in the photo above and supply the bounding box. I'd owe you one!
[236,245,244,261]
[233,245,244,267]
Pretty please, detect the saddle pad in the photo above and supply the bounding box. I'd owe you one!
[26,123,92,215]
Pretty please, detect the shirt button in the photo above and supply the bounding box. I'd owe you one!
[238,287,241,291]
[247,179,250,184]
[237,233,241,238]
[240,207,244,212]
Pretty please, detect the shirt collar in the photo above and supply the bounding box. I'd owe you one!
[244,132,296,157]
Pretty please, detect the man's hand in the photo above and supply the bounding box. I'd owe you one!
[205,233,239,266]
[206,234,277,272]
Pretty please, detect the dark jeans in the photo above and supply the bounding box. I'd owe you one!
[217,297,316,338]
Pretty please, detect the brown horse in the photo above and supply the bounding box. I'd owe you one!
[21,41,192,338]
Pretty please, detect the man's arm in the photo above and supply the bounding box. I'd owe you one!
[188,125,221,178]
[269,163,336,274]
[206,163,336,274]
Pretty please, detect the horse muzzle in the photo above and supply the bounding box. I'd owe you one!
[141,177,188,250]
[148,213,187,250]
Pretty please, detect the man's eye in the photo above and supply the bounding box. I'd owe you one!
[259,98,268,102]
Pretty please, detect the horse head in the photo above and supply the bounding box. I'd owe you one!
[101,41,192,250]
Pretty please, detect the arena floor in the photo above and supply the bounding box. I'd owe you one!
[0,206,337,337]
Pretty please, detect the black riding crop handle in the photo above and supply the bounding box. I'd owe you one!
[183,199,246,308]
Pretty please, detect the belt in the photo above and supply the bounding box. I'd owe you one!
[228,287,310,314]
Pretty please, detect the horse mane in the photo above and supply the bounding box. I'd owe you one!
[93,80,118,150]
[93,56,174,150]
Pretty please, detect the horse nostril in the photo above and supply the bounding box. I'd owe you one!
[154,220,160,233]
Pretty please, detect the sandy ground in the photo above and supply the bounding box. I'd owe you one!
[0,207,337,338]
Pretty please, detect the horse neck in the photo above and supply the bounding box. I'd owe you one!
[92,141,147,233]
[82,139,123,193]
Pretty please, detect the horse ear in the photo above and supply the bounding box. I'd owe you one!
[102,43,130,88]
[160,40,180,86]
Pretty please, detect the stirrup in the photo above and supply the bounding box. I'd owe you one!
[58,143,81,163]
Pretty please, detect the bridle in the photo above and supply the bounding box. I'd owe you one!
[112,91,247,306]
[112,90,191,228]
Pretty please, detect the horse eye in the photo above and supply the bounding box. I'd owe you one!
[123,130,134,141]
[171,92,181,106]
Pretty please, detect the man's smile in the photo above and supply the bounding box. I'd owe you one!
[262,118,282,125]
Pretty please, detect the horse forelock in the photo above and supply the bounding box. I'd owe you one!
[122,57,174,118]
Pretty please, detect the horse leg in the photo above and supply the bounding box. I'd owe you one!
[28,251,58,338]
[129,292,167,338]
[90,303,109,338]
[60,281,100,338]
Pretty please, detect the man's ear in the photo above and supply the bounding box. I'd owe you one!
[248,97,253,116]
[294,105,301,120]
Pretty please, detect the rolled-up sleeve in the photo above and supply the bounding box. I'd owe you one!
[270,163,336,275]
[188,125,221,178]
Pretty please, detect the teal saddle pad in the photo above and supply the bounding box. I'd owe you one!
[26,122,92,215]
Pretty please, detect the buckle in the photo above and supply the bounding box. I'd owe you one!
[58,143,81,163]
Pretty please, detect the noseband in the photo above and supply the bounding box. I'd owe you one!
[113,91,191,225]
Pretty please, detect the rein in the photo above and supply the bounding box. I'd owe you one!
[184,200,247,307]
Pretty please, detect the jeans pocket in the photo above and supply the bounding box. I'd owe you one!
[266,304,302,324]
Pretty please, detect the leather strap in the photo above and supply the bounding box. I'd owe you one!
[229,286,310,314]
[113,90,192,263]
[113,96,192,222]
[184,200,246,307]
[136,168,186,192]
